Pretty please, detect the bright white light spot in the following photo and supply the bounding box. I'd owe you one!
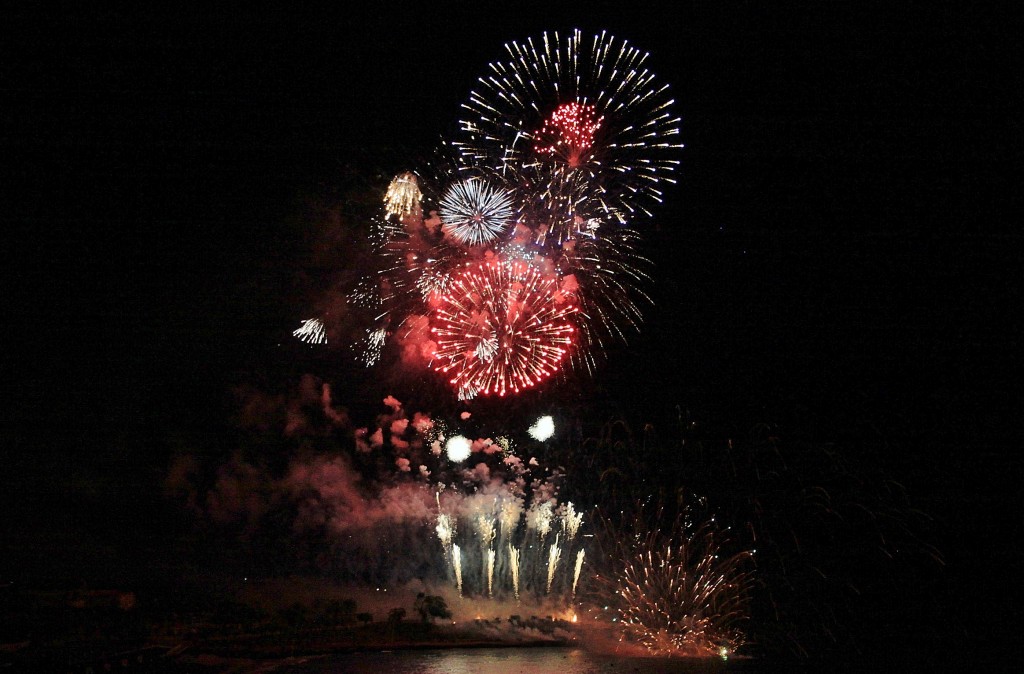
[528,415,555,441]
[446,435,472,462]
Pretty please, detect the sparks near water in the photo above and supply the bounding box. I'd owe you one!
[595,504,756,657]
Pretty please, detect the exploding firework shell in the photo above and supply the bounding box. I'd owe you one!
[457,29,682,241]
[430,260,575,398]
[292,318,327,344]
[439,178,515,246]
[384,171,423,218]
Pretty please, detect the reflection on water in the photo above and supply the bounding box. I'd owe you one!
[268,646,760,674]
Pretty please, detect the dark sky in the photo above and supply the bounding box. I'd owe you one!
[2,0,1018,659]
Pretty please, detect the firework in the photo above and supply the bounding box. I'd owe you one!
[529,501,554,539]
[294,32,682,395]
[475,515,496,548]
[439,178,515,246]
[293,318,327,345]
[446,435,472,462]
[534,102,605,168]
[476,516,497,590]
[487,548,496,598]
[528,415,555,441]
[499,498,522,539]
[453,544,463,597]
[457,29,682,239]
[431,260,575,398]
[597,506,755,657]
[572,549,585,600]
[556,224,653,373]
[436,513,454,551]
[384,171,422,218]
[509,544,521,601]
[562,501,584,541]
[356,327,387,367]
[546,534,562,594]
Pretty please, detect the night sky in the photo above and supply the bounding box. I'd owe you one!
[3,2,1017,667]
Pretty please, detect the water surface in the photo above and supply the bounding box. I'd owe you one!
[266,646,761,674]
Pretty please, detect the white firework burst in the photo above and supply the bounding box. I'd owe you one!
[457,29,683,240]
[293,318,326,344]
[439,178,514,246]
[358,327,387,367]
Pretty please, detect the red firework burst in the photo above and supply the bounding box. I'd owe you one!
[534,102,605,168]
[430,261,575,398]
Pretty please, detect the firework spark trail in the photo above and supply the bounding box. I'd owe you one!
[487,548,496,598]
[558,224,653,373]
[509,545,521,601]
[431,261,575,398]
[453,544,463,597]
[293,318,327,344]
[546,534,562,594]
[475,515,497,548]
[572,548,585,600]
[384,172,423,218]
[599,506,755,656]
[499,499,522,541]
[531,501,554,539]
[436,513,454,551]
[562,501,584,542]
[476,516,496,591]
[357,327,387,367]
[439,178,514,246]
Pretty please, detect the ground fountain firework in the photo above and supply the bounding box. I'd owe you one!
[592,502,755,658]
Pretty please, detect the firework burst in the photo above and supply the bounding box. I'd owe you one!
[430,260,575,398]
[297,31,681,400]
[457,29,682,239]
[439,178,515,246]
[384,171,423,218]
[292,318,327,345]
[534,102,605,168]
[596,504,755,657]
